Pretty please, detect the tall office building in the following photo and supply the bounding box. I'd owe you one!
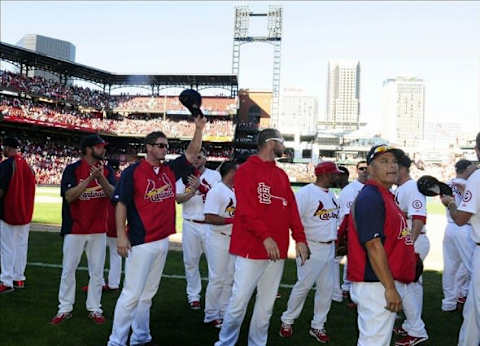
[326,60,360,130]
[17,34,76,84]
[278,88,318,135]
[382,77,425,149]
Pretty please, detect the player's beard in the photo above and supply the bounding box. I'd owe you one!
[273,146,284,158]
[92,151,105,161]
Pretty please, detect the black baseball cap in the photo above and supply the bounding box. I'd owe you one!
[396,151,412,168]
[3,136,19,148]
[366,144,403,165]
[80,134,107,151]
[455,159,473,174]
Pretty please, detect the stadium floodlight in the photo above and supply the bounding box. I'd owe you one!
[232,5,282,127]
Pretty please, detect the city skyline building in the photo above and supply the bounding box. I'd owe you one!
[17,34,76,84]
[381,76,425,149]
[325,59,361,130]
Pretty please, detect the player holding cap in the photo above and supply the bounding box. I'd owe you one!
[442,160,476,312]
[176,149,221,310]
[336,160,368,306]
[0,136,36,293]
[348,144,416,346]
[50,134,115,325]
[107,116,206,346]
[440,131,480,345]
[279,161,341,343]
[214,128,309,346]
[393,151,429,345]
[203,160,237,328]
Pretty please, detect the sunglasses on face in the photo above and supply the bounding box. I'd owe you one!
[358,167,367,171]
[265,137,285,144]
[150,143,169,149]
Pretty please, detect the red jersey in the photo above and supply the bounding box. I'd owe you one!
[0,154,36,225]
[347,179,416,283]
[230,155,306,260]
[61,159,116,236]
[113,156,192,246]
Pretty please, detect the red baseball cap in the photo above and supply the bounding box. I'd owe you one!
[315,161,342,175]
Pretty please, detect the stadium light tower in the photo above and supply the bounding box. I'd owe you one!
[232,6,283,127]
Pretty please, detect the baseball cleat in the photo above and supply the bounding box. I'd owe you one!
[189,301,201,310]
[13,280,25,288]
[394,335,428,345]
[309,328,329,343]
[88,311,105,324]
[393,326,408,337]
[211,319,223,329]
[279,322,293,338]
[49,312,72,325]
[0,283,14,294]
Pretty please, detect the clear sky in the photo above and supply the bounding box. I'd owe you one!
[1,1,479,132]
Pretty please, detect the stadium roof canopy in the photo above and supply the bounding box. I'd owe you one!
[0,42,238,95]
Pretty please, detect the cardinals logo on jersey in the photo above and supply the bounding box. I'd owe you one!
[257,182,288,206]
[225,198,236,217]
[313,199,339,220]
[144,174,174,202]
[79,179,106,200]
[397,213,413,245]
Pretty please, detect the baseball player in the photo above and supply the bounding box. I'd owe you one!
[0,137,36,293]
[279,161,341,343]
[81,161,123,293]
[393,151,429,346]
[203,161,237,328]
[215,128,309,346]
[440,132,480,345]
[442,160,476,312]
[50,134,115,325]
[336,160,368,305]
[176,149,221,309]
[348,144,416,346]
[107,116,206,346]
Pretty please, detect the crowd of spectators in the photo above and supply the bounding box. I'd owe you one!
[0,71,237,116]
[0,95,235,138]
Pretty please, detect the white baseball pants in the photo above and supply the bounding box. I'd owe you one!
[204,231,235,323]
[351,281,407,346]
[443,223,471,311]
[0,220,30,287]
[458,245,480,346]
[342,258,351,292]
[214,257,284,346]
[105,236,122,289]
[108,238,169,346]
[281,241,334,330]
[401,233,429,338]
[455,264,470,299]
[182,220,208,303]
[332,256,343,301]
[57,233,106,314]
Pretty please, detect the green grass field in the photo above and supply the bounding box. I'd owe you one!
[0,231,463,346]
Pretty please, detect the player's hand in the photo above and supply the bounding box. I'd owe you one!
[384,287,402,312]
[453,182,465,195]
[296,242,310,265]
[187,175,201,190]
[89,165,103,179]
[117,234,131,258]
[440,194,454,207]
[263,237,280,261]
[194,115,207,130]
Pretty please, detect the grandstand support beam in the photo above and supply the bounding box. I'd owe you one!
[232,5,282,126]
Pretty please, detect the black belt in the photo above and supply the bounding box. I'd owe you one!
[309,240,334,244]
[185,219,206,224]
